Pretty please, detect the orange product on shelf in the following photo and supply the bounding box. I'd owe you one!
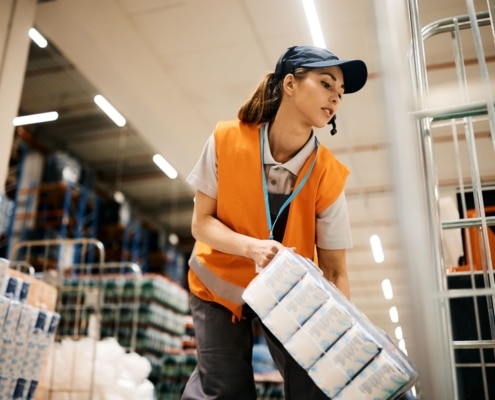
[465,206,495,272]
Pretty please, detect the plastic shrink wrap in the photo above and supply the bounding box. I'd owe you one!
[242,248,419,399]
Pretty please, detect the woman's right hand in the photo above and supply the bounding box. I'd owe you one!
[247,239,285,268]
[192,191,287,267]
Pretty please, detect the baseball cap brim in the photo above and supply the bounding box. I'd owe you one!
[275,46,368,94]
[300,59,368,94]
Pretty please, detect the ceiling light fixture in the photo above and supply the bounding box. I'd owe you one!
[168,233,179,246]
[381,279,394,300]
[153,154,178,180]
[13,111,58,126]
[113,190,125,204]
[389,306,399,323]
[302,0,326,48]
[394,326,403,341]
[28,27,48,48]
[94,94,126,127]
[370,234,384,263]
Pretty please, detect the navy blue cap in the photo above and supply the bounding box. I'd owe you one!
[274,45,368,94]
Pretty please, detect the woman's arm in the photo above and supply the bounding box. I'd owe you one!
[191,190,284,267]
[316,247,350,299]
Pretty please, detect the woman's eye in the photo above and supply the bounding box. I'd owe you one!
[322,80,343,99]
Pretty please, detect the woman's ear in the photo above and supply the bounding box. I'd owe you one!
[282,74,296,96]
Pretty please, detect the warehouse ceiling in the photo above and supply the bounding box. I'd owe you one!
[18,38,196,252]
[16,0,495,358]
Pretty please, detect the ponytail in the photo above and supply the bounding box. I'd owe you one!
[237,72,283,125]
[237,68,309,125]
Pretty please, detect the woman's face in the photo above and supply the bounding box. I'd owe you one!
[289,66,345,129]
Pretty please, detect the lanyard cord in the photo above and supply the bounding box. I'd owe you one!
[260,124,318,240]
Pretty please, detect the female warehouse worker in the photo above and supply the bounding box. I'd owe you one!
[181,45,367,400]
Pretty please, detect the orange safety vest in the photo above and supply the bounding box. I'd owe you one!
[188,120,349,320]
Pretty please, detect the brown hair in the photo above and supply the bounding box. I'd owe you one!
[237,68,309,125]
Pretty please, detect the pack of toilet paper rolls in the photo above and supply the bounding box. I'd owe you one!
[242,248,418,399]
[0,258,61,399]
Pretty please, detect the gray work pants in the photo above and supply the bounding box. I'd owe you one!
[181,294,328,400]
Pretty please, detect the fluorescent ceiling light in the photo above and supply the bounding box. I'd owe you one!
[389,306,399,323]
[94,94,126,127]
[302,0,326,48]
[13,111,58,126]
[113,191,125,204]
[153,154,178,180]
[370,234,384,263]
[168,233,179,246]
[394,326,403,341]
[381,279,394,300]
[28,28,47,48]
[398,339,408,355]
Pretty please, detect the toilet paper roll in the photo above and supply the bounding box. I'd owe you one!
[258,250,308,300]
[285,301,354,369]
[242,281,279,318]
[262,274,330,343]
[333,351,411,399]
[262,301,300,343]
[308,324,381,398]
[243,249,308,317]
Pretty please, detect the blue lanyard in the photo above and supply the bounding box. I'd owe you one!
[260,124,318,240]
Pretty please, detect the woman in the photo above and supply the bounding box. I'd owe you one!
[182,45,367,399]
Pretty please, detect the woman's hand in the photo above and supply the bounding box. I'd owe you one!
[192,190,285,265]
[247,239,285,268]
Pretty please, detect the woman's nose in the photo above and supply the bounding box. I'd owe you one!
[330,93,340,105]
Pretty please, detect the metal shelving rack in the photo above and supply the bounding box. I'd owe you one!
[408,0,495,398]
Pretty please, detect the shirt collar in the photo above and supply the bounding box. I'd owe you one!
[262,123,317,175]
